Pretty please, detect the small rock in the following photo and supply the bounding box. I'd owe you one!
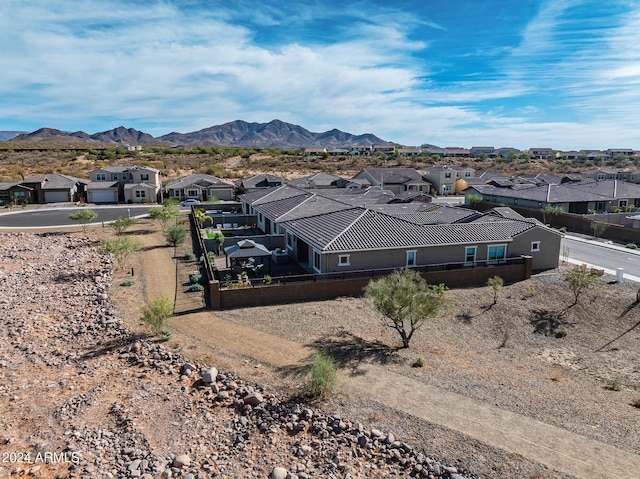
[202,367,218,384]
[244,392,264,406]
[271,467,288,479]
[172,454,191,468]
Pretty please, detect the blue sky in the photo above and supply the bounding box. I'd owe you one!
[2,0,640,149]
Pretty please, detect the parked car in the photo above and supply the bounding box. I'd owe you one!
[180,198,201,206]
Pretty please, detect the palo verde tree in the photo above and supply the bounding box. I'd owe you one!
[487,275,504,305]
[562,264,601,306]
[108,215,136,236]
[148,203,179,231]
[363,268,447,348]
[541,205,563,225]
[69,209,98,233]
[165,224,187,249]
[140,295,174,334]
[99,236,141,270]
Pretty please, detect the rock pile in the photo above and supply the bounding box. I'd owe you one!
[0,233,473,479]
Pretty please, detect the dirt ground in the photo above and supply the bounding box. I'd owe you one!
[101,219,640,479]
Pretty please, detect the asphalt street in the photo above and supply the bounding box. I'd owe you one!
[0,206,154,228]
[562,235,640,281]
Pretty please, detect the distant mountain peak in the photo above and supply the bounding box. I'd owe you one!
[6,120,390,148]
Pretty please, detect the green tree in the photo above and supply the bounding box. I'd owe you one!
[541,205,563,225]
[108,216,136,236]
[466,193,483,208]
[140,295,174,333]
[99,236,141,269]
[592,221,608,238]
[193,208,212,228]
[148,203,179,231]
[69,209,98,233]
[487,276,504,305]
[562,264,600,306]
[364,269,447,348]
[165,224,187,248]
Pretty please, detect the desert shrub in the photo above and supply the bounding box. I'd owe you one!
[625,243,637,249]
[558,226,567,233]
[188,283,205,292]
[413,357,426,368]
[140,296,174,333]
[160,328,171,342]
[605,379,621,391]
[631,398,640,409]
[305,353,337,400]
[120,279,136,287]
[189,273,203,284]
[184,252,196,260]
[555,328,568,338]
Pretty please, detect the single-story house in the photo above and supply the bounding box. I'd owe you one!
[20,174,89,203]
[352,168,431,195]
[166,174,235,201]
[0,182,34,205]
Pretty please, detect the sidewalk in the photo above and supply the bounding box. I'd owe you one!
[347,365,640,479]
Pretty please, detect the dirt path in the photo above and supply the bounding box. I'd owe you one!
[126,222,640,479]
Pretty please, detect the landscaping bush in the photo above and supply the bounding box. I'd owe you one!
[184,252,197,261]
[189,273,203,284]
[631,398,640,409]
[625,243,637,249]
[605,379,621,391]
[120,279,136,287]
[412,357,426,368]
[555,328,568,338]
[188,283,205,292]
[305,353,337,400]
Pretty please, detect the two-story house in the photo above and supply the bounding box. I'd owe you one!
[469,146,496,158]
[421,165,475,195]
[87,165,160,203]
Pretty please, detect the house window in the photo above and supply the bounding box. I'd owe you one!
[464,246,477,265]
[338,255,350,267]
[514,199,519,206]
[96,173,106,181]
[597,173,605,181]
[313,251,321,272]
[444,172,452,179]
[619,200,628,208]
[531,241,540,252]
[487,244,507,264]
[464,171,472,177]
[187,189,198,198]
[135,190,146,198]
[141,173,149,181]
[286,232,294,249]
[595,201,606,212]
[112,174,119,180]
[406,250,417,267]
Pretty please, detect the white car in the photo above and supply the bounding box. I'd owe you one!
[180,199,201,206]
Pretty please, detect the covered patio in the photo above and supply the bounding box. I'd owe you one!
[223,239,272,276]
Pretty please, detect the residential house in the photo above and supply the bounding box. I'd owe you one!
[527,148,554,159]
[238,185,561,274]
[421,144,446,156]
[469,146,496,158]
[582,167,638,183]
[397,146,423,156]
[496,147,521,159]
[556,150,583,160]
[234,174,284,194]
[166,174,235,201]
[444,147,470,157]
[352,168,431,195]
[421,165,475,195]
[20,174,89,203]
[287,173,354,189]
[0,182,33,205]
[349,144,373,156]
[303,147,326,156]
[88,165,160,203]
[464,179,640,214]
[372,143,396,155]
[606,149,636,158]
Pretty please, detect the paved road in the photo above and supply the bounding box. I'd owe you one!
[562,235,640,281]
[0,205,154,228]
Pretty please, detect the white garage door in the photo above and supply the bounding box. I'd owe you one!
[44,191,70,203]
[91,190,117,203]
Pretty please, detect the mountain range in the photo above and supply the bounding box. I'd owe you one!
[4,120,389,148]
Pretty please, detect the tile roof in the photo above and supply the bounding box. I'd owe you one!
[22,174,88,189]
[358,168,424,184]
[236,174,284,189]
[282,208,519,253]
[166,174,233,189]
[468,184,611,203]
